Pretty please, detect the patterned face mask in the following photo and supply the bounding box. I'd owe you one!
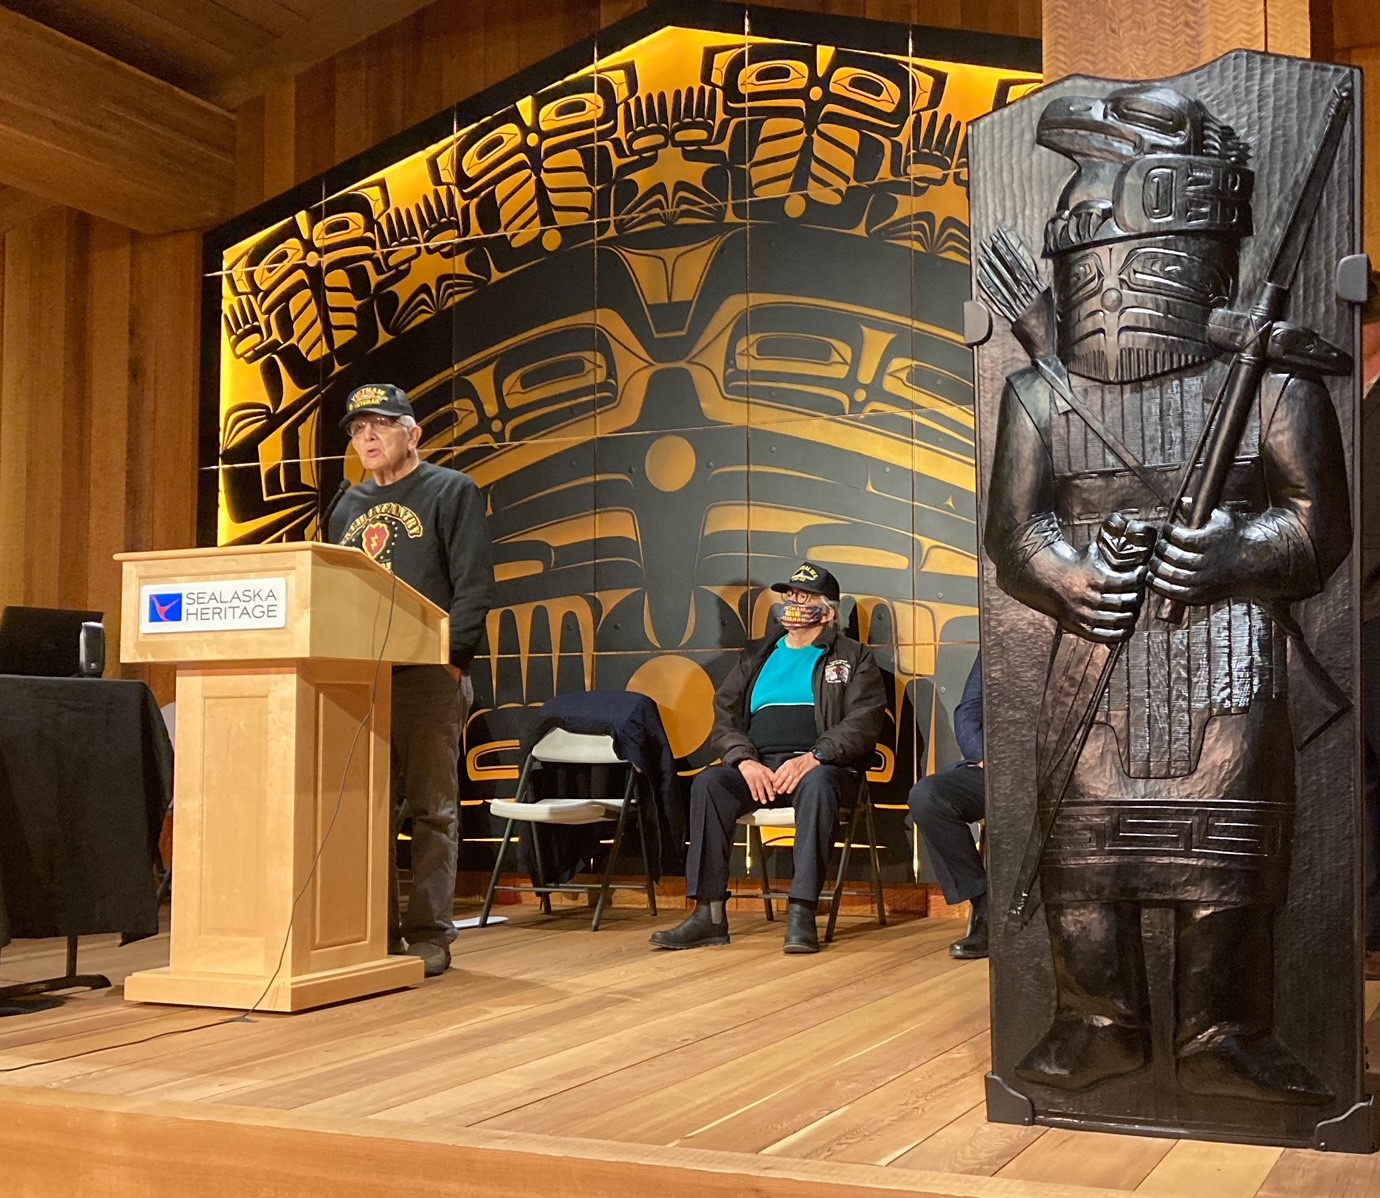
[779,600,829,629]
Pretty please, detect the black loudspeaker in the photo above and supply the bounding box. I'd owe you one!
[78,621,105,678]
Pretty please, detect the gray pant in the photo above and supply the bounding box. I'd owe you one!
[685,759,856,903]
[390,665,470,948]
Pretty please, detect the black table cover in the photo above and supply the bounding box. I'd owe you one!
[0,677,171,949]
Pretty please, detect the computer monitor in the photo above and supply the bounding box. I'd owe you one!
[0,606,102,677]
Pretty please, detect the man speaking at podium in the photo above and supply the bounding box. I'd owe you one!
[329,384,495,977]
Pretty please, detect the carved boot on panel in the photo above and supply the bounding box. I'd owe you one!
[1173,904,1332,1105]
[1014,901,1151,1090]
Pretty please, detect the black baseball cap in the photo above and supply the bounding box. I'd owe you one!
[340,383,415,429]
[771,561,840,602]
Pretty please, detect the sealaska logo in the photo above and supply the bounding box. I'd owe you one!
[148,593,183,623]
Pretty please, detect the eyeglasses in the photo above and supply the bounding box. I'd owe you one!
[781,589,821,603]
[346,414,403,438]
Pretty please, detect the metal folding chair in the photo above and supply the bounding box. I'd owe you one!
[479,727,657,931]
[737,777,887,943]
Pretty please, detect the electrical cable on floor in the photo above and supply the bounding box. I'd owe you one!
[0,569,401,1075]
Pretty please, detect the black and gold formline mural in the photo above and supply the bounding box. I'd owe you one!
[202,1,1041,879]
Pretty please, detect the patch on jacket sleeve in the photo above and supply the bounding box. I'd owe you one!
[824,658,851,684]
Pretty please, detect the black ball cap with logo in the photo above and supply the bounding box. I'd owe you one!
[770,561,840,602]
[339,383,415,428]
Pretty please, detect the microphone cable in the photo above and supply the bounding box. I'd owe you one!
[1,564,403,1074]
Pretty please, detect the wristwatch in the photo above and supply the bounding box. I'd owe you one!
[810,747,829,764]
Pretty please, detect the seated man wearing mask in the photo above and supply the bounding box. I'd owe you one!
[651,563,887,954]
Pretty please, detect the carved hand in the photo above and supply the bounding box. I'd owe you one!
[414,188,467,258]
[223,294,280,363]
[376,207,422,274]
[1149,506,1263,607]
[909,110,962,193]
[622,91,672,155]
[670,86,719,147]
[1050,520,1153,644]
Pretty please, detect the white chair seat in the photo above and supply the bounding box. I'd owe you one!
[737,807,797,828]
[490,797,611,825]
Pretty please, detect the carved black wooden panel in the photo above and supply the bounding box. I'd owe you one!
[970,51,1373,1151]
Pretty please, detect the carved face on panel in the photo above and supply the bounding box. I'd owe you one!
[1036,84,1255,382]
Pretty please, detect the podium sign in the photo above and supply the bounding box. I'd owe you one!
[117,543,447,1012]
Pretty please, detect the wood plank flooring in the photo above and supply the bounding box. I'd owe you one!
[1,903,1378,1198]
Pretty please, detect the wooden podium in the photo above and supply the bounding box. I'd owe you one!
[116,543,449,1011]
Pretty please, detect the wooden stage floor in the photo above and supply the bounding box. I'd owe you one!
[2,904,1379,1198]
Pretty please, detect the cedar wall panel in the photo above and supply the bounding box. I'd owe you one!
[1041,0,1305,80]
[0,209,91,615]
[2,0,1371,704]
[234,0,1040,205]
[0,211,199,695]
[1333,4,1379,266]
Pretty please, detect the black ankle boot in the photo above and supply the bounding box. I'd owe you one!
[783,901,820,954]
[949,915,989,960]
[649,902,729,950]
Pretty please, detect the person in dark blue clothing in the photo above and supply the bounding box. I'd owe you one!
[908,654,987,960]
[330,383,495,979]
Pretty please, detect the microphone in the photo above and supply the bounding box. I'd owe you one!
[318,478,350,542]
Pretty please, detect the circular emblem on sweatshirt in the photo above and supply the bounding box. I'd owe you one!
[341,502,423,571]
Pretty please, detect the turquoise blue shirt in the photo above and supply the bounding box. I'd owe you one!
[749,638,825,713]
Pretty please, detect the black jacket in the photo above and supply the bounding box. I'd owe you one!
[521,690,685,877]
[711,623,886,769]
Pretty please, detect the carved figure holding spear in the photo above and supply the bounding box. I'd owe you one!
[981,82,1352,1103]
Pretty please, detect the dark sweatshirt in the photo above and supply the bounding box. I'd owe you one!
[329,461,495,669]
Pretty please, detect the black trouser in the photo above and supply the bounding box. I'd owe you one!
[390,665,468,948]
[907,764,986,905]
[685,758,857,903]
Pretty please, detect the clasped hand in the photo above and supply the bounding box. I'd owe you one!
[1146,507,1243,607]
[737,754,819,804]
[1058,508,1244,643]
[1055,523,1150,644]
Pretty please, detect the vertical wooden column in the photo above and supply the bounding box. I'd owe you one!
[0,209,90,613]
[1042,0,1311,82]
[1333,2,1380,267]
